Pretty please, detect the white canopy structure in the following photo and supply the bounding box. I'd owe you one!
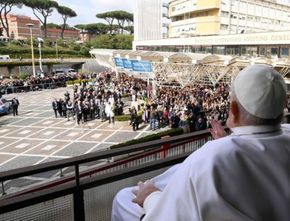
[90,49,290,87]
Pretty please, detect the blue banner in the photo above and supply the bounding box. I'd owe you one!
[122,59,133,70]
[114,57,124,68]
[131,60,153,73]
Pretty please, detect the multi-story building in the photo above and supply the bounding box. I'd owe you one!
[134,0,164,41]
[0,14,41,39]
[133,0,290,58]
[168,0,290,38]
[0,14,80,41]
[46,28,80,40]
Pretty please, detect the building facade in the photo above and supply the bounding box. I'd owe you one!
[0,14,41,40]
[168,0,290,38]
[134,30,290,58]
[46,28,80,40]
[134,0,163,41]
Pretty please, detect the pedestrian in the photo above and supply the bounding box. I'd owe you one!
[11,97,19,116]
[52,99,58,118]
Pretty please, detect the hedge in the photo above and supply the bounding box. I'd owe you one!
[66,79,93,85]
[110,128,184,149]
[0,47,90,59]
[115,114,131,121]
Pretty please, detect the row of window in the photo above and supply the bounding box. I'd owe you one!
[136,45,290,58]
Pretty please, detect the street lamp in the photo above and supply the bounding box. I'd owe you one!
[26,23,36,77]
[55,38,58,59]
[37,37,44,75]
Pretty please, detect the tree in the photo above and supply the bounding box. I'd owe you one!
[96,12,115,34]
[96,10,133,35]
[0,0,22,38]
[57,5,77,39]
[23,0,59,38]
[86,23,109,35]
[124,26,134,35]
[112,10,133,34]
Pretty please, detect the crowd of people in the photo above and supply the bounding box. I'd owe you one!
[48,69,230,133]
[0,75,72,95]
[51,71,144,125]
[132,84,230,133]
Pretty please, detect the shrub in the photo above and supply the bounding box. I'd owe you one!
[115,114,131,121]
[110,128,184,149]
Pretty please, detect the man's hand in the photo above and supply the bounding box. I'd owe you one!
[209,119,227,139]
[132,180,160,207]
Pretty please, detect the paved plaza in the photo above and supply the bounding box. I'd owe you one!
[0,87,156,193]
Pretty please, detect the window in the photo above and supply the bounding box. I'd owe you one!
[281,47,289,57]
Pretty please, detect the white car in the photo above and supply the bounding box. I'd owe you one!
[0,98,12,115]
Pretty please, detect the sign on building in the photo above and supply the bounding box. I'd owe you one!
[131,60,153,73]
[114,57,124,68]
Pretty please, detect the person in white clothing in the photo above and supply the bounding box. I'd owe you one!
[112,64,290,221]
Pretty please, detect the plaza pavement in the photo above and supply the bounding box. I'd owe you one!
[0,87,156,194]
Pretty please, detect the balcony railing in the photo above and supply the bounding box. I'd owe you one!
[0,130,213,221]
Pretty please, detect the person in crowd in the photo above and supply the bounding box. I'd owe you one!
[52,99,58,118]
[170,112,180,128]
[60,99,67,118]
[100,100,106,122]
[57,99,63,118]
[112,65,290,221]
[195,115,207,131]
[11,97,19,116]
[75,100,83,125]
[64,91,70,103]
[130,106,139,131]
[149,107,157,131]
[106,101,115,124]
[187,112,196,132]
[66,100,74,121]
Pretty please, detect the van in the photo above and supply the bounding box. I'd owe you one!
[66,68,77,75]
[0,55,10,61]
[54,69,65,76]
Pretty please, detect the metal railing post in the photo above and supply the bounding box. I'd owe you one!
[73,165,85,221]
[1,181,6,196]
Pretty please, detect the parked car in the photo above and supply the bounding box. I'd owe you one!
[66,68,77,75]
[0,98,12,115]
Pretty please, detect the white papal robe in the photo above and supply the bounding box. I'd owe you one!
[112,125,290,221]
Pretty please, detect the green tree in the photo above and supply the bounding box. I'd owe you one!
[57,5,77,39]
[86,23,109,35]
[112,10,133,34]
[0,0,22,38]
[124,25,134,35]
[23,0,59,38]
[96,12,115,34]
[91,34,132,50]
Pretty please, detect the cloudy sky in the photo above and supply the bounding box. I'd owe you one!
[12,0,134,26]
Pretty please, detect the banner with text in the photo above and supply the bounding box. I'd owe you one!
[114,57,124,68]
[131,60,153,73]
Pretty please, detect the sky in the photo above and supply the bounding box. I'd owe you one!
[12,0,134,26]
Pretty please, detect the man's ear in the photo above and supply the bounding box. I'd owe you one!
[230,100,240,124]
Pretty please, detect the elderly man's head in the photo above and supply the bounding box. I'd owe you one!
[227,65,287,128]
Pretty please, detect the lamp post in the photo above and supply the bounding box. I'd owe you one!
[37,38,44,75]
[26,23,36,77]
[55,38,58,59]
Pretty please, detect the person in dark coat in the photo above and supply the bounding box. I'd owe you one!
[11,97,19,116]
[52,99,58,118]
[75,100,83,124]
[57,99,63,117]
